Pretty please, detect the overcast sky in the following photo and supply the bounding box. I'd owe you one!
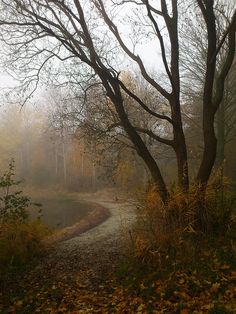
[0,1,165,103]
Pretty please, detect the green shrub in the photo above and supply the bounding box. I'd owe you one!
[0,159,31,222]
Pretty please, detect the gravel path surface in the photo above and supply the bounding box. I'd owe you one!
[28,195,137,292]
[61,198,135,252]
[56,197,136,284]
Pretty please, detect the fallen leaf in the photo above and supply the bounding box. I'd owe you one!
[210,282,220,293]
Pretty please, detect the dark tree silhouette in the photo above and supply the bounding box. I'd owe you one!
[0,0,235,202]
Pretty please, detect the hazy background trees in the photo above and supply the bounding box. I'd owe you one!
[0,100,149,192]
[0,0,235,200]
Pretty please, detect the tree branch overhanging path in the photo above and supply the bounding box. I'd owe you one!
[0,0,235,203]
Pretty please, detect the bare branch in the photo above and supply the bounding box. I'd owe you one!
[135,126,174,146]
[94,0,171,100]
[118,79,174,124]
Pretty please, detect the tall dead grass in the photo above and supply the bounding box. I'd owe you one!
[0,219,48,269]
[131,177,236,269]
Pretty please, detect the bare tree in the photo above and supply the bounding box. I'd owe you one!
[180,0,236,168]
[0,0,235,203]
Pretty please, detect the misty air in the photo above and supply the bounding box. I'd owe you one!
[0,1,236,313]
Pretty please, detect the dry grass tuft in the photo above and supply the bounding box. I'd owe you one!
[130,178,236,269]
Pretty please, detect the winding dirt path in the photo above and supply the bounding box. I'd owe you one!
[54,197,136,284]
[12,195,137,313]
[1,194,137,313]
[49,196,136,280]
[61,197,135,252]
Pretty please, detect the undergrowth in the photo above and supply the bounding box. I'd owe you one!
[0,160,49,285]
[116,175,236,312]
[130,175,236,268]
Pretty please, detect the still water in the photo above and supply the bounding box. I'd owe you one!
[29,197,93,229]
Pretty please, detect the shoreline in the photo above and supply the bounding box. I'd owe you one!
[45,202,110,244]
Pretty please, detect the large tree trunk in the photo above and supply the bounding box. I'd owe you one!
[173,122,189,191]
[197,108,217,185]
[196,1,236,188]
[170,96,189,191]
[216,100,225,166]
[196,1,217,188]
[167,4,189,193]
[106,79,169,203]
[120,107,169,202]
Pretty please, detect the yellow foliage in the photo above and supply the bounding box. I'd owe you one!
[114,161,136,188]
[0,219,49,270]
[132,180,235,267]
[145,185,162,212]
[134,235,150,259]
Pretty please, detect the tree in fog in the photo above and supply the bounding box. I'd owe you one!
[179,0,236,167]
[0,0,235,203]
[48,72,174,188]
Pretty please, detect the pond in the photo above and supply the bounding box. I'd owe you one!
[29,196,94,230]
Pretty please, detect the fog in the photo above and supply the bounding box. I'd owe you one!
[0,103,109,229]
[1,97,236,231]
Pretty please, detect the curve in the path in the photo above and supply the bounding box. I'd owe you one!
[58,198,136,252]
